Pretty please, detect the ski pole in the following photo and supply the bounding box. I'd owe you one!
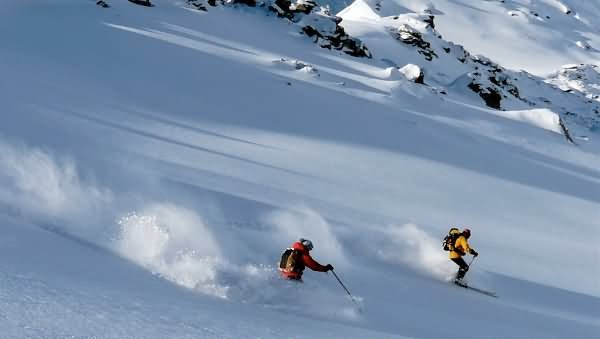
[466,256,478,276]
[331,270,361,309]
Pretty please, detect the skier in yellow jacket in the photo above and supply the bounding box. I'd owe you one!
[450,228,478,283]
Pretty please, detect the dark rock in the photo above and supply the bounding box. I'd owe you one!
[235,0,257,6]
[415,71,424,84]
[559,117,575,143]
[187,0,208,11]
[468,82,502,109]
[302,25,323,40]
[128,0,153,7]
[423,15,435,29]
[186,0,370,58]
[272,1,371,57]
[388,25,438,61]
[269,0,293,18]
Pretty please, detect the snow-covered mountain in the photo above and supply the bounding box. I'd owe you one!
[329,0,600,73]
[1,0,599,337]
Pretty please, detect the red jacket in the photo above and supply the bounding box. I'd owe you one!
[281,241,328,280]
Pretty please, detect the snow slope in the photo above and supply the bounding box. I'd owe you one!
[1,0,599,337]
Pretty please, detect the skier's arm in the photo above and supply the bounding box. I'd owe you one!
[464,238,478,256]
[456,237,471,255]
[462,238,471,254]
[303,254,329,272]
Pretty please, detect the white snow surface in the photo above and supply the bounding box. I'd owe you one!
[0,0,599,338]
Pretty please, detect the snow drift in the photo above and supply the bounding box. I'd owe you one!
[0,137,113,238]
[368,223,456,281]
[115,204,227,296]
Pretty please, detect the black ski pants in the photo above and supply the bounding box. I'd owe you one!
[451,257,469,280]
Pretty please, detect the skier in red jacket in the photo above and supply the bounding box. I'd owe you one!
[280,238,333,280]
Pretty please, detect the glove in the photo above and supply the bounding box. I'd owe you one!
[325,264,334,271]
[470,249,478,257]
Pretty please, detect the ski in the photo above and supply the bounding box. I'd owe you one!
[454,282,497,298]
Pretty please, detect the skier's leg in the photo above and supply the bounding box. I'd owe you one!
[451,257,469,281]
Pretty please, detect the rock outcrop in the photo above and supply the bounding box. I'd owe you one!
[186,0,371,58]
[128,0,153,7]
[96,0,110,8]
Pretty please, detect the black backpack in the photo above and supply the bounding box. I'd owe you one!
[279,248,305,272]
[443,228,460,251]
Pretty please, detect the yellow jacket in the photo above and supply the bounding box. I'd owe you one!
[449,235,472,259]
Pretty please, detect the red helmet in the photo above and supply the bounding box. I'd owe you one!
[463,228,471,238]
